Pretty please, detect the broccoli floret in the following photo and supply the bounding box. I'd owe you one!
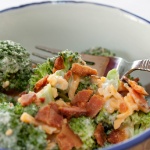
[123,111,150,136]
[76,76,98,93]
[0,40,32,92]
[0,102,47,150]
[14,102,39,116]
[58,50,85,71]
[0,92,16,104]
[82,47,116,57]
[69,116,97,150]
[95,108,118,133]
[0,102,38,119]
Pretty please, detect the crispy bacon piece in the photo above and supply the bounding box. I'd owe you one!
[19,93,37,107]
[94,123,106,146]
[59,106,87,118]
[35,103,63,128]
[39,97,45,103]
[56,123,82,150]
[71,63,98,76]
[86,94,104,118]
[54,56,65,70]
[64,70,72,81]
[34,75,49,92]
[71,89,93,107]
[107,129,128,144]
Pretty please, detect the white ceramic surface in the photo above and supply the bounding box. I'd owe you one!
[1,0,150,22]
[0,1,150,150]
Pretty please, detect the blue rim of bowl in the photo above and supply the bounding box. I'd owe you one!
[0,1,150,150]
[0,0,150,24]
[103,129,150,150]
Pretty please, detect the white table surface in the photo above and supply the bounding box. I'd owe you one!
[1,0,150,23]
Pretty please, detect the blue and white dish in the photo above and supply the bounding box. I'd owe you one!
[0,1,150,150]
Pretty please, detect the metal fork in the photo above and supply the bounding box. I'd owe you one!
[32,45,150,79]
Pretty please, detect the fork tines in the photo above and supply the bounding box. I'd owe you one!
[32,52,49,60]
[35,45,61,54]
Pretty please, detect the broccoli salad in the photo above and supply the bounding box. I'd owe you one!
[0,40,150,150]
[0,40,32,92]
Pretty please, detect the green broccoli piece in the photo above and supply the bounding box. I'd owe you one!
[14,102,39,117]
[69,116,97,150]
[82,47,116,57]
[0,40,32,92]
[0,92,16,104]
[95,108,118,133]
[0,102,47,150]
[123,111,150,136]
[76,76,98,93]
[58,50,85,71]
[82,47,116,66]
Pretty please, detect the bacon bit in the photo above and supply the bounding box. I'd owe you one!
[19,93,37,107]
[107,129,128,144]
[59,106,87,118]
[86,94,104,118]
[71,89,93,107]
[94,123,106,146]
[39,97,45,103]
[71,63,98,76]
[119,102,128,113]
[35,104,63,128]
[56,123,82,150]
[34,75,49,92]
[50,102,60,113]
[54,56,65,70]
[133,77,140,83]
[21,112,59,135]
[64,70,72,81]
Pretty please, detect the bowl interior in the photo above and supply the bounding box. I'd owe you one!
[0,3,150,59]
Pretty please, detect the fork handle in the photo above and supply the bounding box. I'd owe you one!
[124,59,150,77]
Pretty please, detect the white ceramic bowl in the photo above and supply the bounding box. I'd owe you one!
[0,1,150,150]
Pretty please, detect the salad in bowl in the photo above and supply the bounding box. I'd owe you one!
[0,40,150,150]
